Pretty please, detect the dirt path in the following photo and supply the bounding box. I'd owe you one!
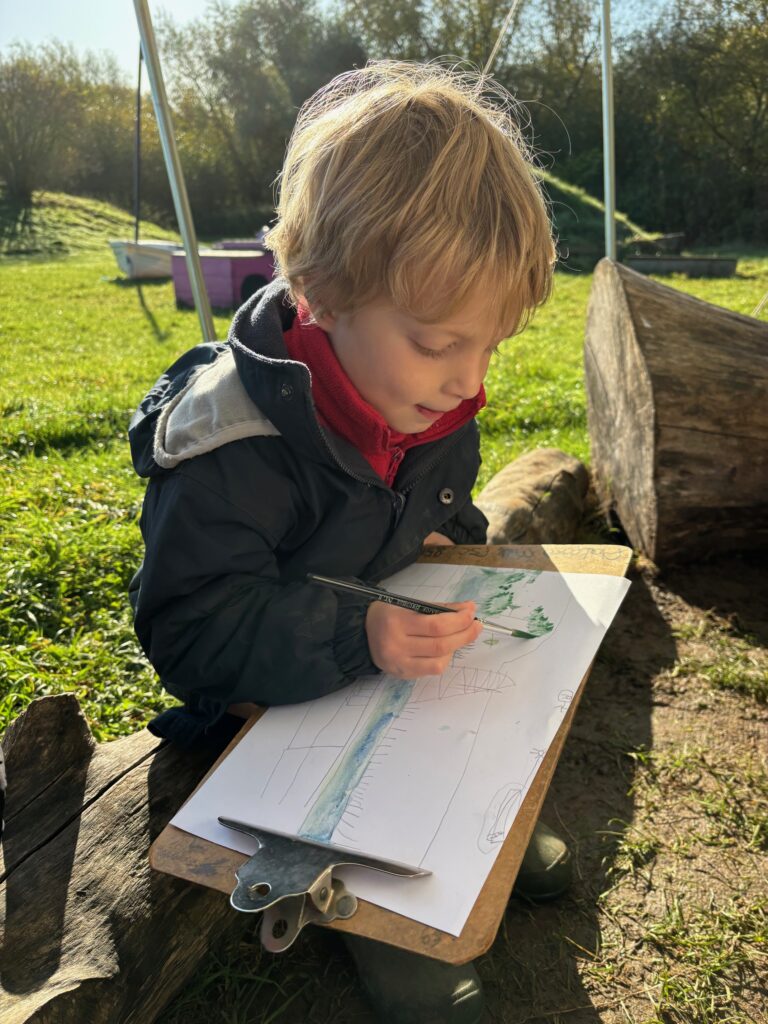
[160,552,768,1024]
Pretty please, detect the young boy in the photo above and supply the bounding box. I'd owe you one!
[129,61,567,1023]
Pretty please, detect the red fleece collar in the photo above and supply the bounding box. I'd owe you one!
[283,305,485,486]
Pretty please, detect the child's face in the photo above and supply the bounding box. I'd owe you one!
[315,289,503,434]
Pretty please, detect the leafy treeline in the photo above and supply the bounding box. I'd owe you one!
[0,0,765,244]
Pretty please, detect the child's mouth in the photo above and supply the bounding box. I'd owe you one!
[415,404,446,422]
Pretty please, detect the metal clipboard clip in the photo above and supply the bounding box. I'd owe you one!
[219,817,431,953]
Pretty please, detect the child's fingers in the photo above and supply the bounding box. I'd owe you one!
[406,619,482,658]
[402,603,477,637]
[365,601,481,679]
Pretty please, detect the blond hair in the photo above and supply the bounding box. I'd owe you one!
[266,61,555,339]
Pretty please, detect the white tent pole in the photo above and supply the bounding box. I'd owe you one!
[133,0,216,343]
[600,0,617,261]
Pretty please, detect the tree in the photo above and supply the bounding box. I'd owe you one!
[0,44,85,207]
[157,0,367,235]
[615,0,768,240]
[337,0,603,182]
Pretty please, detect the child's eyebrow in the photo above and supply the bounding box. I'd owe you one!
[409,319,494,346]
[413,324,471,344]
[440,328,501,347]
[435,328,470,343]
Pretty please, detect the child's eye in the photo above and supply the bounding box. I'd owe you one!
[411,339,447,359]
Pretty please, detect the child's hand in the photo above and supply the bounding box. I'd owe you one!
[423,531,455,546]
[365,601,482,678]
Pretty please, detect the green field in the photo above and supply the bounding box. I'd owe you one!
[1,223,766,737]
[1,197,767,1024]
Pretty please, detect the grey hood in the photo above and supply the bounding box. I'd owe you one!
[152,348,280,469]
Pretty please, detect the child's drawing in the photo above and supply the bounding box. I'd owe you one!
[263,564,571,865]
[450,568,554,636]
[300,680,413,842]
[171,562,630,936]
[478,749,544,853]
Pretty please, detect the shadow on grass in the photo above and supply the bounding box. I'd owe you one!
[661,549,768,648]
[479,570,675,1023]
[0,412,130,457]
[110,277,170,289]
[0,199,32,244]
[108,278,172,343]
[0,196,70,258]
[136,284,170,342]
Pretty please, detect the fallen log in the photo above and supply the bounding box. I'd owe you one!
[584,258,768,565]
[0,695,243,1024]
[475,448,589,545]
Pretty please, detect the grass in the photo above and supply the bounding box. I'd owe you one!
[622,745,768,857]
[0,190,180,257]
[671,614,768,704]
[645,896,767,1024]
[587,744,768,1023]
[1,194,767,1022]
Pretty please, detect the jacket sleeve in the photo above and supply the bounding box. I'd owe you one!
[133,456,379,722]
[436,496,489,546]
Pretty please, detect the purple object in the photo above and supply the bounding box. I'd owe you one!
[172,248,276,309]
[214,239,267,251]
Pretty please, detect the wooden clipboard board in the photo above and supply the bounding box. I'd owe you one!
[150,543,632,964]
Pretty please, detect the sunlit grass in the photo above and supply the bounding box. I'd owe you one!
[1,222,766,739]
[0,190,180,256]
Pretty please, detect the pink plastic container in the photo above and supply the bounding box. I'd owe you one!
[172,249,276,309]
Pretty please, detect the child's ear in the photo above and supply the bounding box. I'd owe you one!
[313,309,337,332]
[298,288,336,332]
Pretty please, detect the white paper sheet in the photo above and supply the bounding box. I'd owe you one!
[171,565,630,935]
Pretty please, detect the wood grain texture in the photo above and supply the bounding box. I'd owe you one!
[585,258,768,564]
[0,698,242,1024]
[151,544,632,965]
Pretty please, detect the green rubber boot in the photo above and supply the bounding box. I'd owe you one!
[342,934,484,1024]
[512,820,573,902]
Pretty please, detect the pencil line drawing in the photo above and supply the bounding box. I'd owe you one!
[261,566,571,864]
[477,749,545,853]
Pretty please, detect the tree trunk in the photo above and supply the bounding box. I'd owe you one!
[0,695,243,1024]
[584,258,768,565]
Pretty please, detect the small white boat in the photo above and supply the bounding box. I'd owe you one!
[109,239,180,279]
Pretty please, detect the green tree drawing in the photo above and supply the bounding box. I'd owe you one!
[527,606,554,636]
[480,570,530,617]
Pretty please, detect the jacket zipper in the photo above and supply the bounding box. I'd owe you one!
[400,425,471,496]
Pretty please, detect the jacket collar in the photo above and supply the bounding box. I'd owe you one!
[283,303,485,486]
[227,280,477,489]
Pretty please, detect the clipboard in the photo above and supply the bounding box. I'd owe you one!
[150,543,632,964]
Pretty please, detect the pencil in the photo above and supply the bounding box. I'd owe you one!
[306,573,536,639]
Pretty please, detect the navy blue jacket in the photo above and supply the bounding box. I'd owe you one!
[129,280,488,743]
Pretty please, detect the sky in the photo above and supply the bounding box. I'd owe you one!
[1,0,660,82]
[0,1,240,82]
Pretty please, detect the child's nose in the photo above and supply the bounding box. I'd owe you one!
[445,355,487,400]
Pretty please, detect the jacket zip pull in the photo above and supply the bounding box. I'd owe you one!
[391,491,406,528]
